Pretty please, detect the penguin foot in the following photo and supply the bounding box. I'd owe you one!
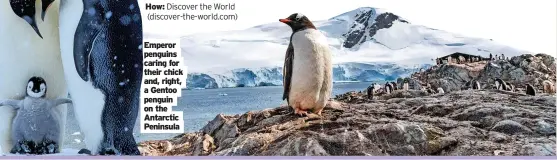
[39,140,58,154]
[295,110,308,117]
[99,148,117,155]
[12,141,35,154]
[78,148,92,155]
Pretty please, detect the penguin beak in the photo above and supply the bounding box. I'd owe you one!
[279,19,291,23]
[41,0,55,21]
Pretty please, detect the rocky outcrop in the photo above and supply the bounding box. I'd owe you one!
[138,89,556,156]
[412,53,556,92]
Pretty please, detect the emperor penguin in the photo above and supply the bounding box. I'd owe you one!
[59,0,143,155]
[280,13,333,116]
[0,0,68,154]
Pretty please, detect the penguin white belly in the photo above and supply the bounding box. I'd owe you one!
[0,1,67,153]
[58,0,105,154]
[289,29,332,111]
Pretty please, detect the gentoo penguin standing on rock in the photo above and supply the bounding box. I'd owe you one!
[390,82,398,90]
[526,84,536,96]
[403,79,410,91]
[0,0,68,154]
[59,0,143,155]
[472,80,481,90]
[494,78,507,90]
[384,82,394,94]
[281,13,333,116]
[366,83,380,99]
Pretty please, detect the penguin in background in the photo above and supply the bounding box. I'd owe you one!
[403,79,410,91]
[526,84,536,96]
[280,13,333,116]
[59,0,143,155]
[390,82,398,91]
[494,78,507,90]
[0,0,69,154]
[472,80,481,90]
[384,82,394,94]
[366,83,380,99]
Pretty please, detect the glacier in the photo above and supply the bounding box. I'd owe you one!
[181,7,528,89]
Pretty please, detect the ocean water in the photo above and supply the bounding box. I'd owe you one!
[61,82,373,149]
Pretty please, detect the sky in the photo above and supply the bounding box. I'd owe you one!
[140,0,556,55]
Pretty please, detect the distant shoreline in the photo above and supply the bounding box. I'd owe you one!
[184,81,377,90]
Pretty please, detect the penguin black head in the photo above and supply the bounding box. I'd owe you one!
[26,76,47,98]
[9,0,55,39]
[279,13,316,32]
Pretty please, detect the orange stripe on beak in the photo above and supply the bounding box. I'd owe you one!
[279,19,291,23]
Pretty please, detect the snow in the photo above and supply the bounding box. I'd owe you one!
[2,149,83,156]
[177,7,530,88]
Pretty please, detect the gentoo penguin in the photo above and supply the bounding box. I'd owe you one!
[526,84,536,96]
[0,0,68,154]
[59,0,143,155]
[0,77,73,154]
[403,79,410,91]
[280,13,333,116]
[366,83,380,99]
[494,78,507,90]
[437,87,445,94]
[384,82,394,94]
[542,80,555,94]
[472,80,481,90]
[390,82,398,90]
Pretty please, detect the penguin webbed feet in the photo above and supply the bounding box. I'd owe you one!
[10,140,57,155]
[77,148,118,156]
[77,148,92,155]
[293,108,308,117]
[99,148,117,155]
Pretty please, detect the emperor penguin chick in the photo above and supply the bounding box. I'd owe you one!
[280,13,333,116]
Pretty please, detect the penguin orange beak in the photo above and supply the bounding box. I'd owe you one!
[279,19,291,23]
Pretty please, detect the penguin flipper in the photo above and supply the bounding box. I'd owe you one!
[73,22,105,81]
[283,42,294,103]
[0,99,22,109]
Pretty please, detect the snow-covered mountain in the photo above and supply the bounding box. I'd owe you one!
[186,62,432,89]
[182,7,528,89]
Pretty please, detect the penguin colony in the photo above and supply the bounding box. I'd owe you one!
[281,13,333,116]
